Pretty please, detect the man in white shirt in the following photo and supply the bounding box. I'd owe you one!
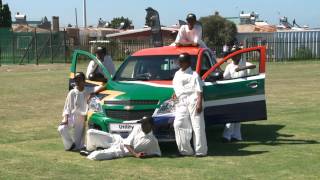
[58,72,102,151]
[174,13,207,48]
[81,117,161,160]
[86,47,116,80]
[222,46,256,142]
[172,53,208,157]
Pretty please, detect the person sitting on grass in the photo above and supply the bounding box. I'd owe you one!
[80,116,161,160]
[57,72,103,151]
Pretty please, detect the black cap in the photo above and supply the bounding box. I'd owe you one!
[75,72,85,81]
[186,13,197,22]
[95,46,106,54]
[138,116,154,125]
[178,53,191,62]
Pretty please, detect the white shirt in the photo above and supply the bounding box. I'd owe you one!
[62,86,97,117]
[86,55,116,79]
[223,59,253,79]
[122,126,161,156]
[172,67,204,102]
[175,24,207,48]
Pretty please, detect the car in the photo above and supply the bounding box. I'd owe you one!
[69,45,267,141]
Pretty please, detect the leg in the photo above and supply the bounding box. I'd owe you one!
[57,124,74,150]
[222,123,233,141]
[231,123,242,141]
[86,129,118,151]
[87,144,124,160]
[73,115,86,150]
[173,101,193,156]
[189,102,207,156]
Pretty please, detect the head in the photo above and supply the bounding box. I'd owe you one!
[178,53,191,71]
[74,72,86,88]
[186,13,197,30]
[139,116,154,134]
[95,47,106,60]
[230,45,242,65]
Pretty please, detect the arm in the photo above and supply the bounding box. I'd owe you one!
[235,64,256,72]
[195,74,204,114]
[196,92,203,114]
[192,25,202,46]
[124,145,145,158]
[61,92,73,125]
[86,60,97,79]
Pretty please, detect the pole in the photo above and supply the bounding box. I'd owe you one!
[83,0,87,28]
[50,29,53,63]
[35,28,38,65]
[75,8,78,28]
[63,28,67,63]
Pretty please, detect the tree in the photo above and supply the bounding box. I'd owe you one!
[109,16,132,29]
[199,13,237,47]
[0,1,12,28]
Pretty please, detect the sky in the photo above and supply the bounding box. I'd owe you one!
[3,0,319,28]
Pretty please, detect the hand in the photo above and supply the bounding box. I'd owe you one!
[175,43,182,47]
[60,118,68,125]
[171,93,177,100]
[135,152,145,158]
[196,102,202,114]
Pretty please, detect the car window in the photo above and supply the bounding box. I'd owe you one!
[200,53,212,76]
[114,55,197,81]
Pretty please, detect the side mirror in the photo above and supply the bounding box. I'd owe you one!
[207,71,223,82]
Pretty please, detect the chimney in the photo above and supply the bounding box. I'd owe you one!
[52,16,60,32]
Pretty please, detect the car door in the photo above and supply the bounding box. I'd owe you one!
[69,49,111,90]
[201,46,267,125]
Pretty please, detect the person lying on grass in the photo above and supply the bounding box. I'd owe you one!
[80,116,161,160]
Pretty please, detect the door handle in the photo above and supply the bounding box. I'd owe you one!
[247,81,258,89]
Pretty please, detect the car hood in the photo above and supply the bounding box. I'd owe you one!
[105,80,173,104]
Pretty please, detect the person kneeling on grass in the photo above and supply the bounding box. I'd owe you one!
[80,116,161,160]
[57,72,104,151]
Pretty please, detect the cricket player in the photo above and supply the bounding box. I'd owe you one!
[57,72,102,151]
[86,46,116,79]
[222,46,256,142]
[81,117,161,160]
[174,13,207,48]
[172,53,208,157]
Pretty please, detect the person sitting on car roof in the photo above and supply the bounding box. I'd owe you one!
[80,116,161,160]
[222,45,256,142]
[173,13,207,48]
[86,46,116,81]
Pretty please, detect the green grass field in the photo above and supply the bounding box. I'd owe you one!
[0,62,319,180]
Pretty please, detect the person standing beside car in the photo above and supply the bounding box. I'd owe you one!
[86,46,116,80]
[174,13,207,48]
[172,53,208,157]
[57,72,102,151]
[222,45,256,142]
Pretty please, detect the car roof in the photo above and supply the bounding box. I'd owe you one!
[132,46,202,56]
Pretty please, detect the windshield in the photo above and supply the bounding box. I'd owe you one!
[114,55,197,81]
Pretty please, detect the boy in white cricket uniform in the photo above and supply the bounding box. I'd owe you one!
[81,117,161,160]
[222,46,256,142]
[172,53,208,156]
[174,13,207,48]
[86,46,116,79]
[57,72,100,151]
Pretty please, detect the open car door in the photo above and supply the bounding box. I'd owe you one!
[201,46,267,125]
[69,49,112,90]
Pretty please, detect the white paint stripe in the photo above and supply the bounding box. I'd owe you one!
[204,74,265,85]
[120,81,173,88]
[204,94,265,107]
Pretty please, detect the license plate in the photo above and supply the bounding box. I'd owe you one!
[109,123,140,133]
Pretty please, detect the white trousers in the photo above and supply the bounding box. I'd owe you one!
[222,123,242,141]
[174,98,207,156]
[57,115,85,150]
[86,129,127,160]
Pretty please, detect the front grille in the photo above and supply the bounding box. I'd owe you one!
[106,109,155,120]
[104,100,159,106]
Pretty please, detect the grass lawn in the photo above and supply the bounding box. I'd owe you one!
[0,62,319,180]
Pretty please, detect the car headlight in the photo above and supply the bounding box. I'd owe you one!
[153,99,177,117]
[88,96,103,113]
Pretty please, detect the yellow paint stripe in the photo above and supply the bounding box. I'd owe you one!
[100,90,125,102]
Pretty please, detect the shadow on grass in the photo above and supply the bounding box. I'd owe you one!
[160,124,319,157]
